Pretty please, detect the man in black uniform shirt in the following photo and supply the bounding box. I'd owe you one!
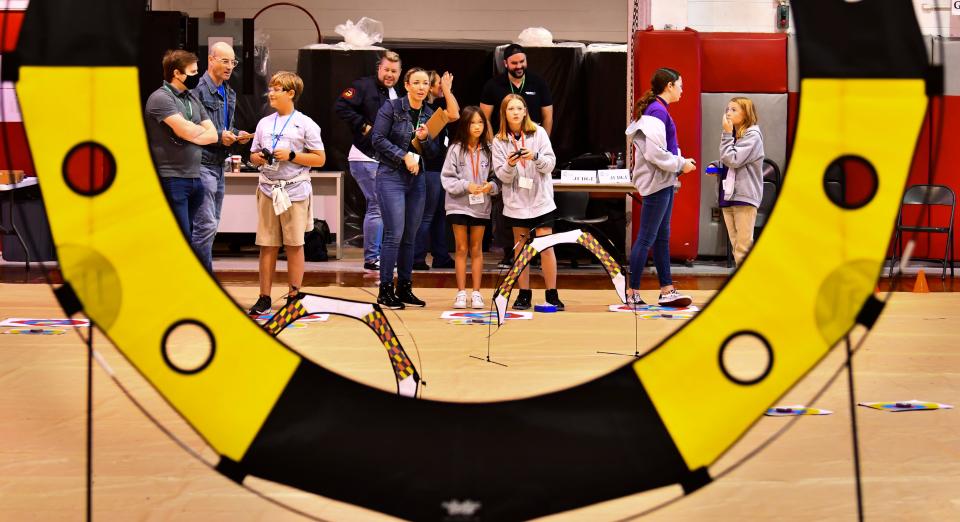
[335,51,404,271]
[479,44,554,268]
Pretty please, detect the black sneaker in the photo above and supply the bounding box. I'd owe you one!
[396,280,426,307]
[247,295,272,315]
[498,257,514,270]
[544,289,565,311]
[377,282,405,310]
[412,261,430,271]
[628,293,646,308]
[432,258,455,269]
[363,260,380,271]
[512,289,533,310]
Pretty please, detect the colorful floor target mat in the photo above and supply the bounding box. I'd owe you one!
[607,304,700,319]
[858,400,953,412]
[764,405,833,416]
[0,318,90,328]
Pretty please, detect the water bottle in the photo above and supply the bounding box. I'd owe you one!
[615,152,625,169]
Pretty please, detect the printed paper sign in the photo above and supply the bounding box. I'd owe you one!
[559,170,597,184]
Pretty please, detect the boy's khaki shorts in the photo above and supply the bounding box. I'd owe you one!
[256,189,311,247]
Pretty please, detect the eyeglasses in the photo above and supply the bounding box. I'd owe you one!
[214,58,240,67]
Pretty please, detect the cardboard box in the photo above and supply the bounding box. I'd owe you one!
[0,170,25,185]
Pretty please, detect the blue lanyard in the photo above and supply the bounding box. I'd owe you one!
[271,110,296,151]
[218,84,228,129]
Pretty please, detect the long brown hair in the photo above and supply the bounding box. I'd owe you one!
[496,94,537,140]
[633,67,680,119]
[728,96,759,139]
[451,106,491,154]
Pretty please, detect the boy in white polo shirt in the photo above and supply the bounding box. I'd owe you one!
[246,71,326,315]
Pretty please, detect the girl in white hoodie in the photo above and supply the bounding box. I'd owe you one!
[492,94,562,311]
[626,67,695,308]
[441,106,499,309]
[717,96,765,267]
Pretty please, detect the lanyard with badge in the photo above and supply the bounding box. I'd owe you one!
[468,145,485,205]
[263,110,296,172]
[409,105,423,169]
[510,132,533,190]
[509,75,526,95]
[163,84,193,121]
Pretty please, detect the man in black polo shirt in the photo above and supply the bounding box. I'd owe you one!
[479,43,554,136]
[144,50,218,254]
[480,44,554,267]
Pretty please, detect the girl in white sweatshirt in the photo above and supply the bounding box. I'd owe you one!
[441,106,500,309]
[492,94,562,311]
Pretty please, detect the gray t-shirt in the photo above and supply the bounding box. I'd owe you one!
[250,110,324,202]
[144,83,209,178]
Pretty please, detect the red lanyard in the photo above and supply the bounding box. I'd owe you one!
[469,144,482,183]
[510,132,526,167]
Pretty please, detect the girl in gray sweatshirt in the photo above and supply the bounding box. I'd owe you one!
[491,94,563,311]
[441,106,500,309]
[718,96,765,266]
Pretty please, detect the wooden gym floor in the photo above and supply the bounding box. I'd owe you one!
[1,278,958,521]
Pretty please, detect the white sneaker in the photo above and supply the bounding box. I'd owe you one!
[453,290,467,309]
[471,291,485,309]
[658,289,692,308]
[628,293,646,308]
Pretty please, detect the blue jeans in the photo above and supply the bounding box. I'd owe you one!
[629,186,674,289]
[192,163,225,272]
[376,168,426,283]
[414,170,452,265]
[349,161,382,263]
[161,176,205,260]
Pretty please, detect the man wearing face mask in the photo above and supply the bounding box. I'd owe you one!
[144,49,217,251]
[480,43,554,269]
[191,42,252,273]
[335,51,404,271]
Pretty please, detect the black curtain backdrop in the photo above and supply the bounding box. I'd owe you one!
[584,49,627,157]
[297,48,383,248]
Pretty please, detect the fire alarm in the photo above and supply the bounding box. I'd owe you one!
[213,11,226,24]
[776,1,790,31]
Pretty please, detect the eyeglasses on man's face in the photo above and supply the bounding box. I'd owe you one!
[215,57,240,67]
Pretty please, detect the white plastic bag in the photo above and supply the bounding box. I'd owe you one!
[334,17,384,48]
[516,27,554,47]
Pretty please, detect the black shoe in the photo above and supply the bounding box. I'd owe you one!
[396,280,426,307]
[432,258,455,269]
[412,261,430,271]
[247,295,272,315]
[377,282,405,310]
[284,289,301,308]
[545,289,565,311]
[498,257,514,270]
[363,260,380,271]
[512,289,533,310]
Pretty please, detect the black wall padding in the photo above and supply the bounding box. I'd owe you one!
[584,50,627,157]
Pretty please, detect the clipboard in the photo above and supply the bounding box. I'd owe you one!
[411,108,450,154]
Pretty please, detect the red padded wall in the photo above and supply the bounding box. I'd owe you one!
[632,29,701,261]
[0,122,35,174]
[699,33,788,93]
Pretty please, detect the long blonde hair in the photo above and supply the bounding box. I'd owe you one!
[496,94,537,140]
[729,97,759,139]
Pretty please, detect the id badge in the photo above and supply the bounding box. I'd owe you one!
[468,193,485,205]
[262,161,279,172]
[518,177,533,190]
